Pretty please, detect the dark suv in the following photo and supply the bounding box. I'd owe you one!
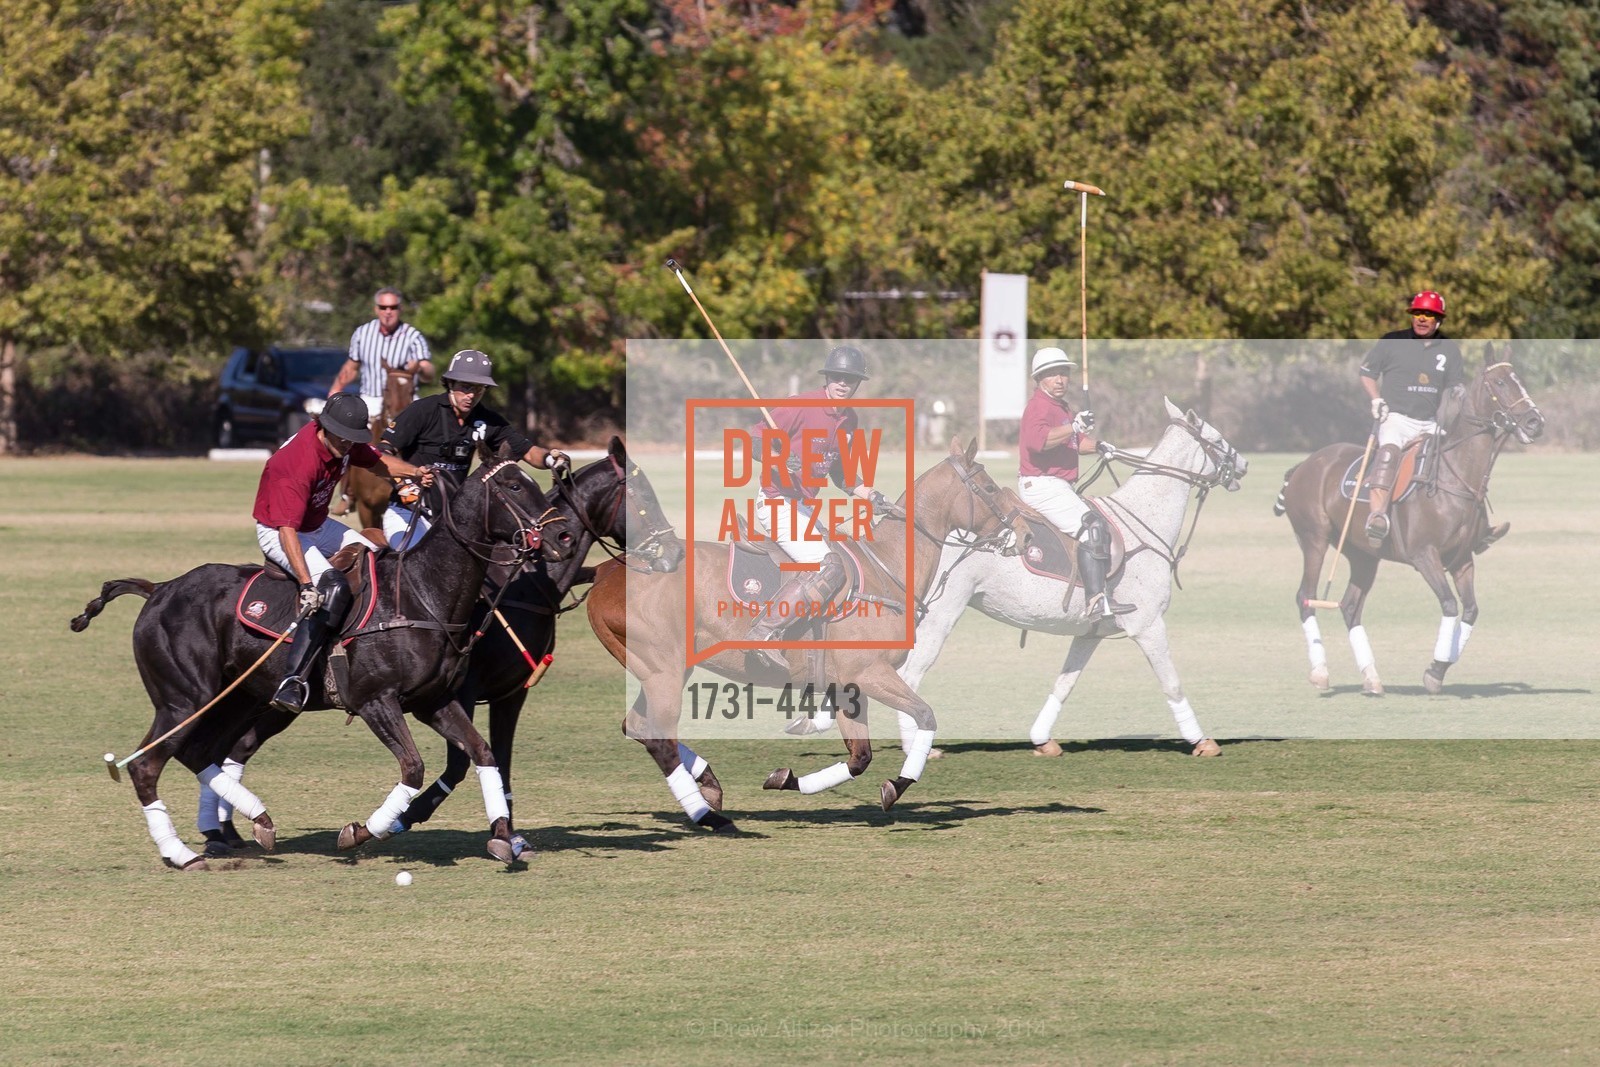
[213,345,351,447]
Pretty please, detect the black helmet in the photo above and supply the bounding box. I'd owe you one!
[444,349,498,388]
[818,345,869,381]
[318,394,372,444]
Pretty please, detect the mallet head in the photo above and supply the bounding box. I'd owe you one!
[665,257,680,272]
[1062,179,1107,196]
[104,752,121,782]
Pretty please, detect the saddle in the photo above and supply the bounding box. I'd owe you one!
[1014,501,1127,609]
[236,538,384,646]
[1342,437,1429,503]
[722,517,866,611]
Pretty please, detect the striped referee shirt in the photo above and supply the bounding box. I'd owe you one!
[346,319,432,397]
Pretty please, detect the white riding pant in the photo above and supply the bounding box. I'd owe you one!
[256,519,373,582]
[1376,412,1435,450]
[1018,475,1091,536]
[753,494,830,565]
[360,394,384,419]
[382,504,432,550]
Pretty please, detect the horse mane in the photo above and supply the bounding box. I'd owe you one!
[1435,380,1469,434]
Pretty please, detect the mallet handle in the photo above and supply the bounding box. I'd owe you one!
[666,259,777,430]
[1315,430,1378,607]
[492,608,541,685]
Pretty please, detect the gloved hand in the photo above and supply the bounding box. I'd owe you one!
[544,449,571,474]
[868,489,891,510]
[297,584,322,614]
[1072,410,1095,433]
[1370,397,1388,420]
[397,480,421,506]
[1096,440,1117,459]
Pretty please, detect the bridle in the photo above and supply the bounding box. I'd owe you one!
[436,460,566,565]
[1429,363,1543,505]
[554,452,681,573]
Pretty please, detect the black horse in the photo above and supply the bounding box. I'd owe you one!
[73,460,575,870]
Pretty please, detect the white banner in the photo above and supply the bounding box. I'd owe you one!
[979,272,1028,421]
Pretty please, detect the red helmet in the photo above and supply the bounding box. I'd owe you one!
[1409,290,1446,318]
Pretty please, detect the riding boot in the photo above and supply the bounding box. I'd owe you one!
[745,553,847,675]
[270,571,354,714]
[1077,513,1133,622]
[1364,445,1400,544]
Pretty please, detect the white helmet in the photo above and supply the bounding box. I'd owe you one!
[1030,347,1076,379]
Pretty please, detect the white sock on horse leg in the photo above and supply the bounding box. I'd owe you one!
[143,799,201,868]
[665,765,712,822]
[1302,616,1327,669]
[197,764,265,821]
[898,729,937,782]
[218,758,244,823]
[196,781,222,833]
[1348,625,1376,673]
[1168,698,1204,744]
[366,782,422,839]
[1030,695,1064,747]
[1434,617,1472,663]
[676,743,708,779]
[797,762,855,794]
[472,765,511,826]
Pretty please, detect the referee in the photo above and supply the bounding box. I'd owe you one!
[327,287,435,420]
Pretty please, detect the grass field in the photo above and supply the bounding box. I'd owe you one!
[2,452,1599,1065]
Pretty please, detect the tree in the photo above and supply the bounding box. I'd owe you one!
[0,0,310,451]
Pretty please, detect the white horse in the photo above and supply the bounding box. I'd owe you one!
[897,398,1247,755]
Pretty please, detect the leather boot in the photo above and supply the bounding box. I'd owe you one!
[1078,514,1133,621]
[745,554,847,674]
[1364,445,1400,543]
[270,571,353,713]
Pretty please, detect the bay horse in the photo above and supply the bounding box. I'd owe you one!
[341,368,416,528]
[1276,357,1544,695]
[584,439,1017,831]
[896,399,1247,755]
[71,460,575,870]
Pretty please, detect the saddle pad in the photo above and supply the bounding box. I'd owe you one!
[1341,439,1425,503]
[235,552,379,645]
[1017,501,1126,584]
[723,541,865,607]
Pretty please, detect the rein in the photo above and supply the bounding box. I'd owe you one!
[553,452,678,574]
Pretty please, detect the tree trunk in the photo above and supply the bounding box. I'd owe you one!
[0,334,16,455]
[1194,350,1213,421]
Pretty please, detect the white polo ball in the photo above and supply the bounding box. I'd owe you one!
[395,870,413,887]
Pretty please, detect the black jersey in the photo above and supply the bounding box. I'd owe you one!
[379,393,533,506]
[1359,329,1465,420]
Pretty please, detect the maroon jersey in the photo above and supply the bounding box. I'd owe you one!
[253,421,382,531]
[1019,387,1081,479]
[758,389,860,500]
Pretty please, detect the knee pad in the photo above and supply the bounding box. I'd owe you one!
[1077,513,1110,557]
[317,570,354,621]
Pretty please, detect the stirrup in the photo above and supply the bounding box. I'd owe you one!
[1365,513,1390,541]
[269,677,309,715]
[1089,592,1134,617]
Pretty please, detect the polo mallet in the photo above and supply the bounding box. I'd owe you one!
[103,604,315,782]
[491,607,543,688]
[665,258,778,431]
[1306,426,1378,610]
[1063,180,1106,401]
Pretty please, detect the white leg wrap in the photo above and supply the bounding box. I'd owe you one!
[143,800,201,868]
[218,759,244,822]
[1030,695,1064,747]
[666,765,712,822]
[196,781,222,834]
[1348,625,1376,673]
[898,729,937,782]
[1434,617,1472,663]
[473,765,511,826]
[197,764,266,821]
[798,761,855,794]
[1169,698,1204,744]
[813,700,836,730]
[897,710,918,751]
[367,782,422,839]
[1302,615,1327,669]
[676,743,708,780]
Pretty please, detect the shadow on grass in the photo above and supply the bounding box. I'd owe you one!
[1320,681,1590,700]
[270,821,716,867]
[611,798,1106,833]
[933,737,1288,755]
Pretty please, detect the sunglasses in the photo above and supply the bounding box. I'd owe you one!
[824,374,860,385]
[376,303,401,311]
[1412,310,1441,319]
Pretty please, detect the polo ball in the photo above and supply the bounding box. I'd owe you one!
[395,870,413,887]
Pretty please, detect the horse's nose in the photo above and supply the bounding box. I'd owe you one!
[1527,412,1546,439]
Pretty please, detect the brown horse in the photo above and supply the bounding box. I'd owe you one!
[585,439,1019,831]
[341,368,416,528]
[1275,356,1544,695]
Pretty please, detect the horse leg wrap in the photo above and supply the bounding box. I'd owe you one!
[1030,695,1064,747]
[143,800,201,868]
[676,743,708,780]
[898,729,937,782]
[1301,616,1327,670]
[197,764,265,821]
[1434,618,1473,664]
[797,762,855,795]
[1348,625,1376,674]
[1168,698,1204,745]
[896,710,918,752]
[473,765,511,827]
[666,765,712,822]
[367,782,422,839]
[196,782,222,834]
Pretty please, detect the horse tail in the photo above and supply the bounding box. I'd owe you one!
[1272,465,1301,518]
[69,578,159,632]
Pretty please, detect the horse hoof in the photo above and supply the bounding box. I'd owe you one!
[764,768,798,791]
[927,747,945,760]
[1191,738,1222,757]
[880,780,901,811]
[698,812,737,833]
[1033,740,1063,758]
[487,838,516,864]
[167,855,209,872]
[509,834,534,861]
[203,838,234,859]
[1309,665,1330,691]
[1423,667,1446,695]
[697,769,724,812]
[336,822,366,850]
[1362,678,1385,697]
[251,815,276,851]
